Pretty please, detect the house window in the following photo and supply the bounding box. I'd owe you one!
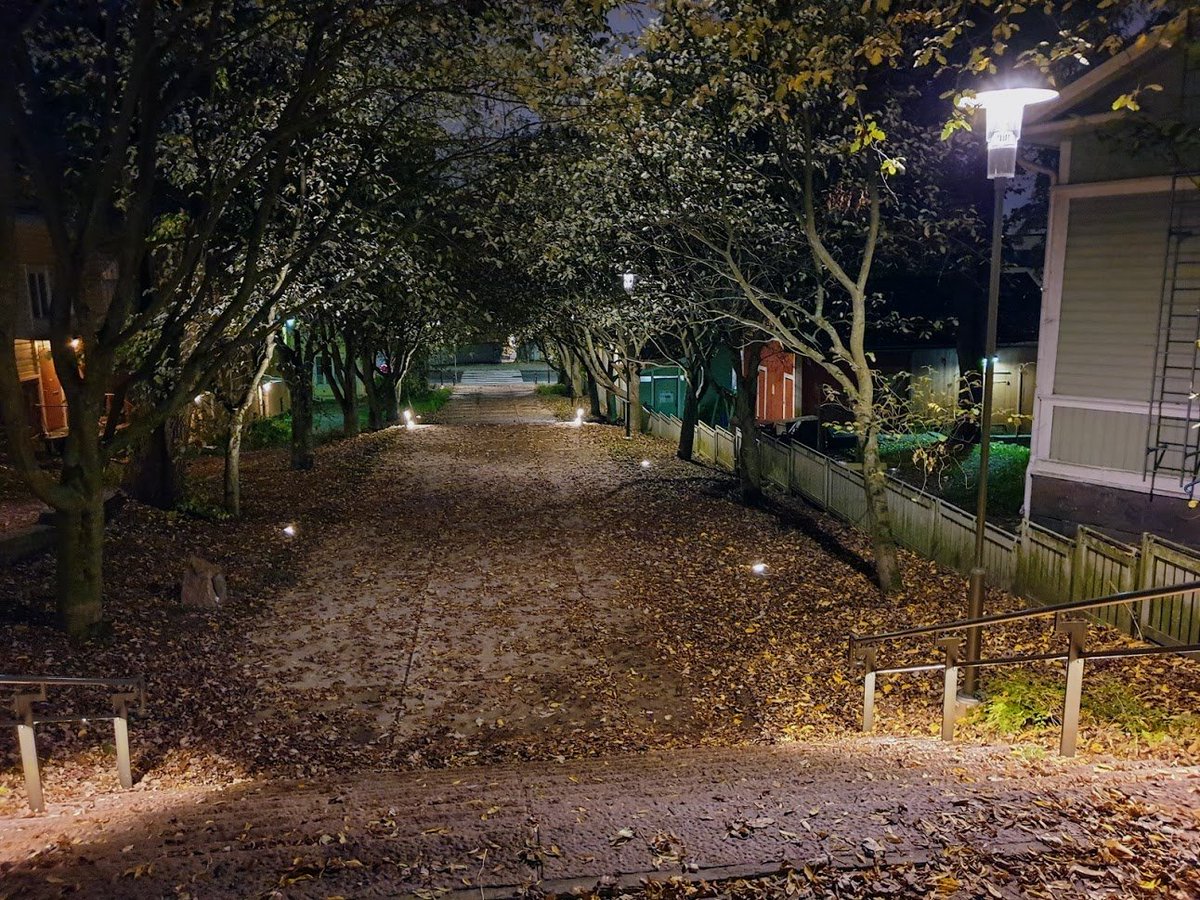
[26,268,52,320]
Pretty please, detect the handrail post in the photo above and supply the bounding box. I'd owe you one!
[937,637,962,742]
[112,694,133,789]
[1057,618,1088,757]
[853,644,879,732]
[15,694,44,813]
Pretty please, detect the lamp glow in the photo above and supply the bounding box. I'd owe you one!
[69,338,82,350]
[751,562,767,575]
[622,272,639,293]
[958,87,1058,178]
[194,394,205,405]
[282,523,297,538]
[573,408,584,426]
[404,409,415,430]
[640,459,651,468]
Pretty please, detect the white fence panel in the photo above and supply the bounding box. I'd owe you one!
[1138,535,1200,646]
[695,423,716,463]
[759,436,791,490]
[827,463,868,525]
[715,427,736,471]
[886,484,938,558]
[1017,521,1074,605]
[789,445,829,507]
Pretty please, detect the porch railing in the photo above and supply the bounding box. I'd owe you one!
[848,581,1200,756]
[1,674,146,812]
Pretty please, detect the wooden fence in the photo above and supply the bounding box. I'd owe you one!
[623,399,1200,647]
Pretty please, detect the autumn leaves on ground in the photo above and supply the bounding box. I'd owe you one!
[1,387,1199,897]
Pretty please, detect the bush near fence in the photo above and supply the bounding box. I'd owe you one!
[606,385,1200,648]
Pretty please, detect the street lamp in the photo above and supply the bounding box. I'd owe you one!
[621,272,639,439]
[957,85,1057,696]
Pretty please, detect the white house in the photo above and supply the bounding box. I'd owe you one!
[1022,14,1200,544]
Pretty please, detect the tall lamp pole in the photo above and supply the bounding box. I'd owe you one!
[622,272,639,440]
[958,86,1057,697]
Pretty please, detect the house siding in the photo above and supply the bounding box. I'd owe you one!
[1054,192,1171,402]
[1049,407,1148,472]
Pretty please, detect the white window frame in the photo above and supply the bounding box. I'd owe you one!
[25,266,52,321]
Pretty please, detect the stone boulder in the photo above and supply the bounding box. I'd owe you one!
[181,555,227,609]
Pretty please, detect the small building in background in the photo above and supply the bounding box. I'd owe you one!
[909,344,1038,437]
[6,215,68,441]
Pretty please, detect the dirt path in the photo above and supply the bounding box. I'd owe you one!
[242,383,707,773]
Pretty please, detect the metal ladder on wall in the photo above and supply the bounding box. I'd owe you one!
[1146,174,1200,497]
[1146,21,1200,497]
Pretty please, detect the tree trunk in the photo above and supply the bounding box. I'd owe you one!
[586,371,602,419]
[342,394,359,437]
[861,424,903,593]
[361,354,385,431]
[123,416,187,509]
[55,411,107,638]
[56,495,105,639]
[678,380,699,461]
[734,342,763,505]
[223,405,247,516]
[383,377,400,425]
[626,358,642,435]
[290,373,314,470]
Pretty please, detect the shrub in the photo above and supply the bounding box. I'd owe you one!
[535,383,569,397]
[245,411,292,450]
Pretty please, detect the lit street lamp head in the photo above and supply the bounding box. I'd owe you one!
[958,87,1058,178]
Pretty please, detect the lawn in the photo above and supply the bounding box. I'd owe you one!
[879,434,1031,525]
[246,386,453,449]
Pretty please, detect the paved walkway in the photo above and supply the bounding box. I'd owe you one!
[433,381,559,425]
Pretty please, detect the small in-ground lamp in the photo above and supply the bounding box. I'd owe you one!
[751,562,767,576]
[282,523,298,538]
[403,409,415,430]
[574,407,584,426]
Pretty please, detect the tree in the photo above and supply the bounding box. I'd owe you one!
[0,1,398,635]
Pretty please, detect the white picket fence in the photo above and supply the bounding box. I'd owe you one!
[627,399,1200,647]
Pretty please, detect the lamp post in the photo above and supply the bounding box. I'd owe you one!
[957,86,1057,697]
[621,272,639,439]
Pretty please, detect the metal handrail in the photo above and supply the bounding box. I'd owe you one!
[849,580,1200,649]
[848,581,1200,758]
[1,674,143,691]
[2,672,145,812]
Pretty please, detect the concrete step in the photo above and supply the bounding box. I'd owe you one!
[2,740,1195,898]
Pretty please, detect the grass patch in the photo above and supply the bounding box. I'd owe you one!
[535,383,569,397]
[880,437,1029,520]
[406,386,452,416]
[970,671,1192,744]
[245,411,294,450]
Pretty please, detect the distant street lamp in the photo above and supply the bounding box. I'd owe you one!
[957,85,1057,696]
[621,272,639,439]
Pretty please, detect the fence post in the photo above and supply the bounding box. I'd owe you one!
[1071,527,1089,602]
[1138,532,1155,631]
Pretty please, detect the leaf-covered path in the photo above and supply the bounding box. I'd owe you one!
[2,384,1199,896]
[246,383,707,768]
